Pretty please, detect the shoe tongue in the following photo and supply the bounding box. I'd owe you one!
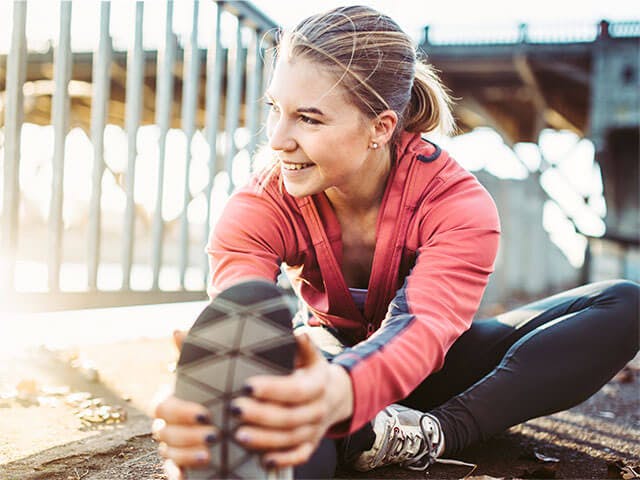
[419,414,443,457]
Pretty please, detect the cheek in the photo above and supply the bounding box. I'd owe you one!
[266,115,275,139]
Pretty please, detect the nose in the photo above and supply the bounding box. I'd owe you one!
[268,116,297,152]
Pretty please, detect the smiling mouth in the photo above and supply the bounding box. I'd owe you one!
[282,162,314,171]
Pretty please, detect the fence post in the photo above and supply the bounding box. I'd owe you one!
[48,1,73,292]
[87,1,112,290]
[1,1,27,292]
[121,1,145,290]
[151,0,176,291]
[179,0,201,289]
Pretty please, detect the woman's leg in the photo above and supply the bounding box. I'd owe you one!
[400,279,639,454]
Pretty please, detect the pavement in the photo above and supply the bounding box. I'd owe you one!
[0,302,638,480]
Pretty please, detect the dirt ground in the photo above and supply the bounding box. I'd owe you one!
[3,370,639,479]
[1,301,638,480]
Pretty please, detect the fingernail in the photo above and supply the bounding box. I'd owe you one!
[264,459,277,469]
[229,404,242,417]
[195,451,209,463]
[205,433,218,444]
[241,384,253,395]
[235,430,250,443]
[196,414,211,425]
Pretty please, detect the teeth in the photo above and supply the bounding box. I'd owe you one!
[283,163,312,171]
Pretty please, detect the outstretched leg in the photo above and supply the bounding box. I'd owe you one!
[401,279,639,454]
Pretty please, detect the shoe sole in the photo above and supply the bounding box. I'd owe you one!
[175,280,297,479]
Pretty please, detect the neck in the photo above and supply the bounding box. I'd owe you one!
[326,147,391,218]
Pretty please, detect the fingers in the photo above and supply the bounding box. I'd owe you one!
[235,424,318,451]
[163,459,185,480]
[152,419,218,448]
[173,329,186,352]
[154,395,213,426]
[247,370,324,405]
[158,443,211,468]
[262,442,316,468]
[230,396,325,429]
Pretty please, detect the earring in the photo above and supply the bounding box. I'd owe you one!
[371,142,379,149]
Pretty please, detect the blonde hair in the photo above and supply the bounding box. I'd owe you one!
[277,5,455,147]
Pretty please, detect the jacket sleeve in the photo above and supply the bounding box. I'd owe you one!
[206,183,293,297]
[330,173,501,436]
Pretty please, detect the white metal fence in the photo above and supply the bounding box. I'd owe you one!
[0,0,278,311]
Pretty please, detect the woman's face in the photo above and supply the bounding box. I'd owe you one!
[266,57,376,199]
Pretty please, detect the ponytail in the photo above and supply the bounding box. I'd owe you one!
[404,61,456,136]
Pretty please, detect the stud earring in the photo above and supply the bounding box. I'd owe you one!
[371,142,379,149]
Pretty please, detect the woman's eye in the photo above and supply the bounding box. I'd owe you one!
[300,115,320,125]
[265,101,279,113]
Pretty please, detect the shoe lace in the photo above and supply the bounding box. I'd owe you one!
[371,416,424,467]
[403,414,478,476]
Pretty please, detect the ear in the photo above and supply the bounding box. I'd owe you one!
[370,110,398,148]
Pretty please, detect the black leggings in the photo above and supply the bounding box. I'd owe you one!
[295,280,640,479]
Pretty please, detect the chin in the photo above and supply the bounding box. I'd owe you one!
[282,181,321,198]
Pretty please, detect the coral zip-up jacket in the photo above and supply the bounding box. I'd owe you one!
[207,132,500,435]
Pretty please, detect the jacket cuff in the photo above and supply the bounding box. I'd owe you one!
[328,352,375,437]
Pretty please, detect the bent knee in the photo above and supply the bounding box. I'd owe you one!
[604,279,639,352]
[603,279,639,307]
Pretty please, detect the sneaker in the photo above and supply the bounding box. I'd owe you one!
[175,280,296,480]
[351,404,476,473]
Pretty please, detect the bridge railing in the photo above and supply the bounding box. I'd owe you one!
[423,20,640,46]
[0,0,279,311]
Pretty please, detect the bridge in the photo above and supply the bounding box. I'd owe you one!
[421,20,640,244]
[0,1,638,311]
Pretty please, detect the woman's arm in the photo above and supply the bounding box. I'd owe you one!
[205,182,295,296]
[330,174,501,435]
[153,181,354,472]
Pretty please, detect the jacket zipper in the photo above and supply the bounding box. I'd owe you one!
[366,322,375,338]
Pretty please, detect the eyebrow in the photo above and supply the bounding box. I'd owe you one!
[266,92,325,116]
[297,106,325,116]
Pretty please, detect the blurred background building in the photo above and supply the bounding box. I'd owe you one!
[0,0,638,313]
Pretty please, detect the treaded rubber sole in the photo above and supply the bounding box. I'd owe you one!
[175,280,297,479]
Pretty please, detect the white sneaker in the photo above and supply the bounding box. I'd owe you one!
[352,404,476,473]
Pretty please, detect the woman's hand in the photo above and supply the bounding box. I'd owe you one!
[152,329,214,479]
[152,393,218,480]
[231,332,354,468]
[153,330,354,475]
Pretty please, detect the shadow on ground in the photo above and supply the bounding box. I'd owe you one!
[3,366,638,479]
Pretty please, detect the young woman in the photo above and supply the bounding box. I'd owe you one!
[152,5,639,479]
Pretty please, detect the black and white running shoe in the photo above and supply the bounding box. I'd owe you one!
[175,280,296,479]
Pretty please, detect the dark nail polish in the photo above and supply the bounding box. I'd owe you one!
[229,405,242,417]
[241,384,253,395]
[265,459,277,469]
[195,452,209,463]
[205,433,218,444]
[236,430,250,443]
[196,414,211,425]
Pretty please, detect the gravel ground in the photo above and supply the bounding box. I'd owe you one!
[3,364,637,480]
[1,301,638,480]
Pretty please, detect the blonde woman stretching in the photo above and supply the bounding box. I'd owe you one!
[153,6,639,479]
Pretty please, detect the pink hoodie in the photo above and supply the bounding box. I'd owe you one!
[207,132,500,435]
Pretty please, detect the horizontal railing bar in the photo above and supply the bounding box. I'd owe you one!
[1,290,208,314]
[217,0,279,35]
